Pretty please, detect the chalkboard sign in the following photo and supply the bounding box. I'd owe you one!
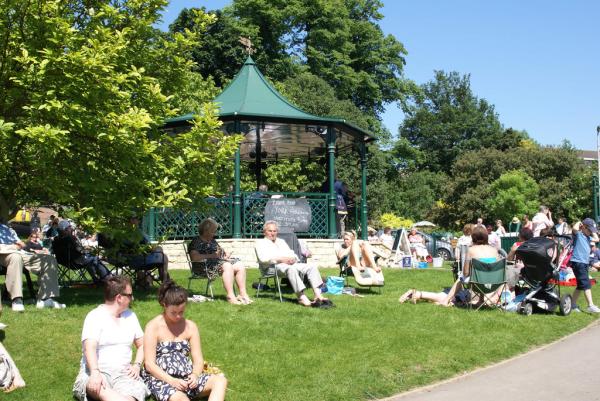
[264,198,312,232]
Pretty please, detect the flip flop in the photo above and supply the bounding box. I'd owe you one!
[238,296,254,305]
[399,289,415,303]
[226,296,244,305]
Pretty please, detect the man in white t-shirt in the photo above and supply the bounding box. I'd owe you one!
[532,205,554,237]
[72,276,148,401]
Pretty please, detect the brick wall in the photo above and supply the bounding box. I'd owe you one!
[162,238,343,270]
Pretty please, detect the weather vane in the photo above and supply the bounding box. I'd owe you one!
[239,37,255,55]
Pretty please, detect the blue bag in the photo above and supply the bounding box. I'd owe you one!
[326,276,345,295]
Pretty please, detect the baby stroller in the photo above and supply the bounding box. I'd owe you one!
[514,236,572,316]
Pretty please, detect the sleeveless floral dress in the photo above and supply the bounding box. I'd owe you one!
[142,340,210,401]
[187,237,223,281]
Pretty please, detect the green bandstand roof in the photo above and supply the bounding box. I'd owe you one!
[164,56,376,160]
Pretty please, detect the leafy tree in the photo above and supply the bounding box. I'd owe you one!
[486,171,540,225]
[433,145,593,228]
[397,71,526,173]
[169,7,261,89]
[376,213,413,229]
[172,0,409,119]
[0,1,239,229]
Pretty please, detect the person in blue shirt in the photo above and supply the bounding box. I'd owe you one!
[0,221,65,311]
[570,218,600,313]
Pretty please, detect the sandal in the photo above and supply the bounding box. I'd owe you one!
[399,289,416,304]
[226,296,244,305]
[237,296,254,305]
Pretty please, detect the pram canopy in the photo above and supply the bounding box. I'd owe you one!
[515,236,557,284]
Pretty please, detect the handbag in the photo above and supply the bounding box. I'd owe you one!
[325,276,345,295]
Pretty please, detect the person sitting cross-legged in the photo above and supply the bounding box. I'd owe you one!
[141,280,228,401]
[0,221,65,311]
[72,275,148,401]
[255,220,330,307]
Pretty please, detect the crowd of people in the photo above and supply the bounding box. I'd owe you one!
[2,205,600,397]
[400,208,600,313]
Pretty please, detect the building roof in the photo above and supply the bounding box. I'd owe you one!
[164,56,375,160]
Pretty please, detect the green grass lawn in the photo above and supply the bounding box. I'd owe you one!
[2,267,599,401]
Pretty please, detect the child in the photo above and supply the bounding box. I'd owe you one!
[570,218,600,313]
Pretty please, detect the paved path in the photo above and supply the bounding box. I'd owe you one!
[381,321,600,401]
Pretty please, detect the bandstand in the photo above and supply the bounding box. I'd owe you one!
[144,56,376,258]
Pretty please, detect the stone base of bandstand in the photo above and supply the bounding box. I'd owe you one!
[161,238,344,270]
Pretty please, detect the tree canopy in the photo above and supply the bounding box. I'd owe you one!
[171,0,409,121]
[397,71,527,173]
[0,0,239,228]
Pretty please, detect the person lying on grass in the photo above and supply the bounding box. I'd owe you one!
[335,231,384,285]
[399,226,502,307]
[398,278,506,307]
[142,280,228,401]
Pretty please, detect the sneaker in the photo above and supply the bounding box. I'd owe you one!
[587,305,600,313]
[11,299,24,312]
[572,304,581,313]
[0,322,7,330]
[36,298,66,309]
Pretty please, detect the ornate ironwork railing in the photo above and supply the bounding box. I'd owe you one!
[143,192,329,240]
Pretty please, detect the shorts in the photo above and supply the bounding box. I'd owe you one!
[72,366,149,401]
[571,261,591,290]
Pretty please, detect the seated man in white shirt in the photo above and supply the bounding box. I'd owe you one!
[255,221,329,307]
[72,275,148,401]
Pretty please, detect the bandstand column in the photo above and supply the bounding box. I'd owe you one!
[233,120,242,238]
[359,142,368,240]
[327,126,337,239]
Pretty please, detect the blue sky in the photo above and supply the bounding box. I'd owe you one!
[159,0,600,150]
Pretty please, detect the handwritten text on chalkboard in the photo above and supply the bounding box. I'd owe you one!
[264,198,312,232]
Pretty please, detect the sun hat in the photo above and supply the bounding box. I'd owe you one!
[511,216,520,224]
[582,218,598,233]
[58,220,71,231]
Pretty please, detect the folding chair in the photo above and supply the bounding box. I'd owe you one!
[53,249,96,287]
[183,243,215,298]
[254,248,283,302]
[122,251,165,289]
[337,254,384,293]
[466,258,507,310]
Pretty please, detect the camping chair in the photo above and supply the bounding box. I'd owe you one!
[254,248,283,302]
[277,229,307,263]
[452,244,470,281]
[120,251,164,289]
[53,246,96,287]
[465,258,507,310]
[337,254,384,293]
[183,242,215,298]
[98,234,163,289]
